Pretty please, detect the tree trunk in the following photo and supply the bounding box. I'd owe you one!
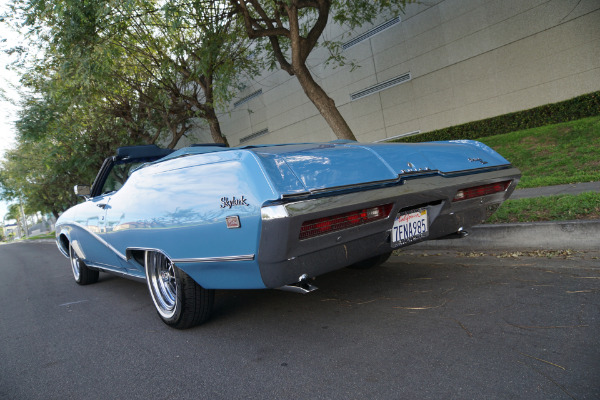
[294,64,357,141]
[167,126,185,149]
[206,108,229,147]
[233,0,357,141]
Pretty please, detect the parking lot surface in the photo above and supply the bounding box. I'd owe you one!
[1,241,599,399]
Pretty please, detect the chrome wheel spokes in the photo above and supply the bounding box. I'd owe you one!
[70,247,81,281]
[144,249,214,328]
[147,251,177,318]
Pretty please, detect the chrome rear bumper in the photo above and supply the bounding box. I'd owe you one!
[257,167,520,288]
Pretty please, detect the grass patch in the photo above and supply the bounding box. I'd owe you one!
[479,116,600,188]
[26,232,56,240]
[487,192,600,223]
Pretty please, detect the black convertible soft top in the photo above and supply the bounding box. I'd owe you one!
[116,145,174,160]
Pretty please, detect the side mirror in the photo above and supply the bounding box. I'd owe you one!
[74,185,91,197]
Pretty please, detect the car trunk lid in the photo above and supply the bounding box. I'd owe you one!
[249,141,510,196]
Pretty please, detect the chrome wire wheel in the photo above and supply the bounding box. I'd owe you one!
[69,244,99,285]
[146,251,178,319]
[70,245,81,281]
[144,250,215,329]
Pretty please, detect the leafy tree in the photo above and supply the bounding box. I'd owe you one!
[5,203,25,237]
[9,0,259,148]
[5,204,20,222]
[0,87,138,218]
[230,0,411,141]
[106,0,257,146]
[1,0,260,216]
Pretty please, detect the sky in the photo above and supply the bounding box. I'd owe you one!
[0,0,23,221]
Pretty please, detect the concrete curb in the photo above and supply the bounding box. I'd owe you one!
[414,219,600,251]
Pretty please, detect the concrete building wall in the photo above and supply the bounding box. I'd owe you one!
[182,0,600,147]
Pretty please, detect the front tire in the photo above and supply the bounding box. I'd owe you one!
[145,251,214,329]
[70,244,99,285]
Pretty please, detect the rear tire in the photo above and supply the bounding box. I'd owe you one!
[145,251,214,329]
[70,244,99,285]
[348,251,393,269]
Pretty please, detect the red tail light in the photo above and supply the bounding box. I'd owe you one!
[453,180,511,202]
[300,204,393,240]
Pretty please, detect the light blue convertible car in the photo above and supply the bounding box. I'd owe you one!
[56,141,520,328]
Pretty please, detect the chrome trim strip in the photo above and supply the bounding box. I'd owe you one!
[172,255,255,263]
[281,192,310,199]
[306,178,402,195]
[397,165,513,179]
[398,170,438,177]
[261,205,289,220]
[126,247,173,261]
[280,178,402,201]
[68,222,128,260]
[86,263,147,282]
[126,247,255,264]
[436,164,514,177]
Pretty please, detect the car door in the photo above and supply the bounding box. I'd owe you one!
[97,160,147,275]
[70,193,124,271]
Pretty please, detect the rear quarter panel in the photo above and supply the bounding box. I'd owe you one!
[101,151,278,281]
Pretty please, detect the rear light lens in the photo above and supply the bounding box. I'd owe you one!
[299,204,393,240]
[453,180,511,202]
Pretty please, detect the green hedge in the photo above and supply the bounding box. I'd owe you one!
[394,91,600,143]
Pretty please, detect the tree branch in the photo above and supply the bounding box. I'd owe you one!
[302,0,330,63]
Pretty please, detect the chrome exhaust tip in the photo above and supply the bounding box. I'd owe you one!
[457,227,469,237]
[434,228,469,240]
[278,274,318,294]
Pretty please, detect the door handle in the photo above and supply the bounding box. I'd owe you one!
[96,203,108,209]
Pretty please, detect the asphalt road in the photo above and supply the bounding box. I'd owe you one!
[1,241,599,400]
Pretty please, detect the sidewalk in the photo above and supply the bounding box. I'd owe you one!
[510,181,600,199]
[416,181,600,251]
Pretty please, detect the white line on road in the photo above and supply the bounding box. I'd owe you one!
[58,300,89,307]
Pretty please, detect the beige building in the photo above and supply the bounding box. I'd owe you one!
[186,0,600,146]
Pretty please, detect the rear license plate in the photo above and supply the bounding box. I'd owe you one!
[392,209,428,247]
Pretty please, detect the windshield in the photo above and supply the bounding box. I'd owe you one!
[100,162,144,195]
